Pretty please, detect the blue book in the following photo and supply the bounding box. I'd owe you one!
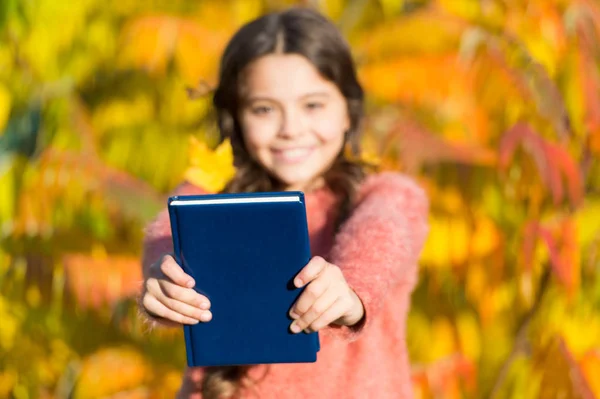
[168,191,320,367]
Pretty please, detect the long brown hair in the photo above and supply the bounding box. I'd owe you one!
[202,7,368,399]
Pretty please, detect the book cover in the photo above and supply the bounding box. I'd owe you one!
[168,191,320,367]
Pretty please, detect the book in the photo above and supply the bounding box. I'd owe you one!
[168,191,320,367]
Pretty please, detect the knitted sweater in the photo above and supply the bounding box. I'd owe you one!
[141,172,429,399]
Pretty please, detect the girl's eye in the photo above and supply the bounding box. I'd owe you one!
[306,102,324,111]
[251,106,273,115]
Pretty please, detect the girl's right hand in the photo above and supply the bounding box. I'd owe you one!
[141,254,212,326]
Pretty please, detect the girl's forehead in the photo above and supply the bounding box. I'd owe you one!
[242,54,339,100]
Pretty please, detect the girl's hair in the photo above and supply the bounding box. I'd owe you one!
[203,6,368,399]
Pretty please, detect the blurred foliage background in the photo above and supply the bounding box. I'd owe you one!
[1,0,599,398]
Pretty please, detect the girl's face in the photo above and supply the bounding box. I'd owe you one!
[238,54,350,191]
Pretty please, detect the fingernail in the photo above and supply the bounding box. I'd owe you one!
[187,279,195,288]
[200,311,212,322]
[294,278,303,287]
[289,311,299,319]
[199,301,210,310]
[290,322,301,334]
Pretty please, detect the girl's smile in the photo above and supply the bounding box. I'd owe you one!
[271,146,316,164]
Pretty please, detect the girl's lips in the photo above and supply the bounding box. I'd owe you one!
[271,147,315,163]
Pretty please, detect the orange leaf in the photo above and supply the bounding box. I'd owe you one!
[580,349,600,397]
[63,251,142,310]
[73,347,149,399]
[120,15,227,84]
[411,354,476,398]
[536,336,596,399]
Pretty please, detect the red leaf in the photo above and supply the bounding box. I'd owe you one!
[545,142,585,207]
[499,123,584,207]
[384,117,496,173]
[499,123,563,204]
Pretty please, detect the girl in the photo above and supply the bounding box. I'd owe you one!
[140,7,429,399]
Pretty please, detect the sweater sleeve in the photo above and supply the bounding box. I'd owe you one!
[138,181,207,328]
[141,181,207,280]
[324,172,429,342]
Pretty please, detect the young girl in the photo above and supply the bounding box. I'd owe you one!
[140,7,429,399]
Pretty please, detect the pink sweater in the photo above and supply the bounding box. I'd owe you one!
[142,172,429,399]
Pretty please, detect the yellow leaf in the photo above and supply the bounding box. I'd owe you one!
[456,312,481,360]
[230,0,263,25]
[92,96,153,133]
[430,318,457,359]
[0,369,17,398]
[184,136,236,192]
[0,296,20,351]
[73,346,149,399]
[575,199,600,251]
[438,0,480,21]
[357,11,463,58]
[470,215,501,258]
[380,0,404,18]
[320,0,345,20]
[0,84,11,132]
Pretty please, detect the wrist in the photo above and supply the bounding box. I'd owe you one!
[336,289,365,327]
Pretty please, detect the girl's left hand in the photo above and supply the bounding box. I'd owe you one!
[288,256,365,334]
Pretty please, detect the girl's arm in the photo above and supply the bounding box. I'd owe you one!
[142,181,207,280]
[139,181,207,327]
[325,172,429,341]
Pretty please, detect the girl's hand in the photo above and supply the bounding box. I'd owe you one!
[141,254,212,326]
[288,256,364,334]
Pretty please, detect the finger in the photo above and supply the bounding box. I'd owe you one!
[294,256,327,288]
[305,297,349,333]
[157,279,211,310]
[290,288,337,333]
[146,279,211,321]
[289,277,329,318]
[142,293,206,325]
[160,255,195,288]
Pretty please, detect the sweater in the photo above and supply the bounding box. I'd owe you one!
[141,172,429,399]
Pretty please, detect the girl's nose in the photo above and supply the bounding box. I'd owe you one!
[278,107,305,138]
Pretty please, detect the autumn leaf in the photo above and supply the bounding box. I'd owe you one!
[411,354,476,399]
[356,10,465,58]
[535,336,596,399]
[184,136,236,193]
[119,15,228,85]
[63,250,142,310]
[72,346,149,399]
[579,350,600,397]
[523,218,580,296]
[0,84,10,132]
[499,123,583,207]
[383,117,496,173]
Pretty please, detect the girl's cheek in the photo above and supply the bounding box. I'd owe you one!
[311,116,347,142]
[242,117,280,146]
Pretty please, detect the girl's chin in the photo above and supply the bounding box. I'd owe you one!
[276,175,325,192]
